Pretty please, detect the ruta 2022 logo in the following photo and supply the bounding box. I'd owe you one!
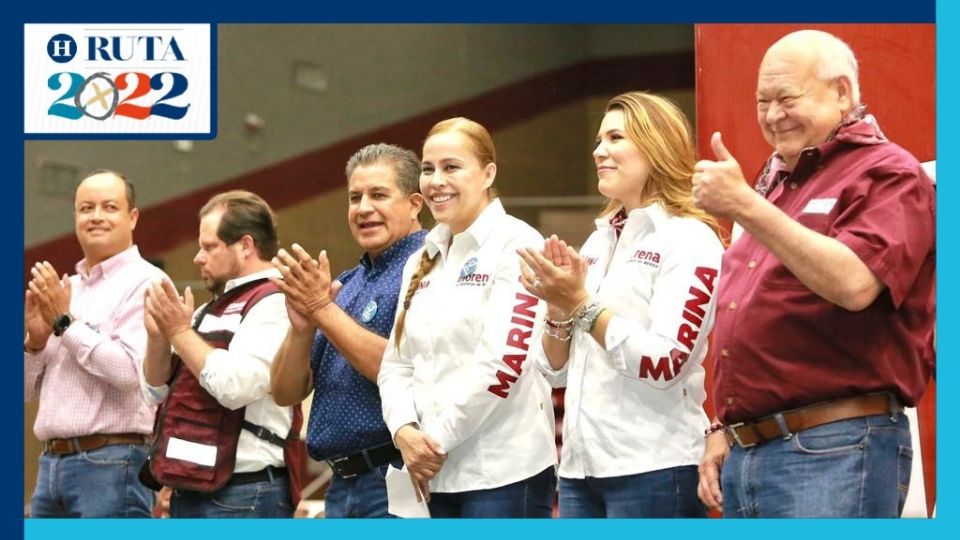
[25,24,213,137]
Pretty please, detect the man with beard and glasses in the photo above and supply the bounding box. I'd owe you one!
[140,190,301,518]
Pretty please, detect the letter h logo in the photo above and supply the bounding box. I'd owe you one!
[47,34,77,63]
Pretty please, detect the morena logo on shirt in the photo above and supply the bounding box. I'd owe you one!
[460,257,478,277]
[585,256,599,266]
[457,256,490,287]
[629,249,661,269]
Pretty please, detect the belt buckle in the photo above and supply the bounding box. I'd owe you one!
[726,422,758,448]
[327,456,358,479]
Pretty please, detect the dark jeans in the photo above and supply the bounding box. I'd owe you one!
[559,465,705,518]
[30,443,154,518]
[170,467,293,518]
[428,466,556,518]
[722,413,912,517]
[324,458,402,518]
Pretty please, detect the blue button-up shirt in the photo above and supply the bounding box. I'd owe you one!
[306,229,427,459]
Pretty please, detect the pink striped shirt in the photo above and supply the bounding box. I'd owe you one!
[25,245,168,440]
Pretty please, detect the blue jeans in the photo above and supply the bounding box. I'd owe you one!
[722,412,912,517]
[324,458,401,518]
[169,467,293,518]
[559,465,705,518]
[428,466,556,518]
[30,443,154,518]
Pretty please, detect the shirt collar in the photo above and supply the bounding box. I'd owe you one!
[595,202,670,234]
[360,229,428,270]
[222,267,281,294]
[425,198,505,258]
[755,106,887,196]
[76,244,141,280]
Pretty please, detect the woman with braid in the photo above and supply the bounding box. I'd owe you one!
[378,117,557,517]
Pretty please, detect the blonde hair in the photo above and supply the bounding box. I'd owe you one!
[393,250,437,345]
[427,117,496,166]
[393,117,499,345]
[600,92,725,243]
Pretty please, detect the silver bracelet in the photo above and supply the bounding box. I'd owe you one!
[544,297,590,329]
[575,300,603,333]
[544,323,572,342]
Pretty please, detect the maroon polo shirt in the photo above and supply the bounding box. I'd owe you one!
[713,120,936,423]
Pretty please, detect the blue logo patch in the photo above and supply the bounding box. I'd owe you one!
[460,257,478,278]
[360,300,378,323]
[47,34,77,63]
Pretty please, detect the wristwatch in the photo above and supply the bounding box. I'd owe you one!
[52,313,74,337]
[575,300,603,333]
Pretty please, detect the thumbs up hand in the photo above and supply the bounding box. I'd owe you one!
[693,132,755,219]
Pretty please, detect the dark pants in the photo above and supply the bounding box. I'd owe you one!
[324,457,402,518]
[170,467,293,518]
[428,466,556,518]
[559,465,705,518]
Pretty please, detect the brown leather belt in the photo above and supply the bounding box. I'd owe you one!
[43,433,148,456]
[725,393,901,448]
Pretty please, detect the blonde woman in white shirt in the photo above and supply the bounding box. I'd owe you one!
[378,117,557,517]
[518,92,724,518]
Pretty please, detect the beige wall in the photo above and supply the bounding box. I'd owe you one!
[25,24,692,246]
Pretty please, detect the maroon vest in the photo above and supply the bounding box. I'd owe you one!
[145,279,304,504]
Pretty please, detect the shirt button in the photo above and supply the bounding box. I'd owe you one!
[726,397,735,405]
[747,260,757,269]
[720,349,730,357]
[789,182,798,190]
[728,302,737,310]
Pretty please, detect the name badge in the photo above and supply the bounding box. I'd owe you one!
[802,198,837,215]
[166,437,217,467]
[361,300,378,323]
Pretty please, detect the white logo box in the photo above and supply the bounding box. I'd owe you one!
[24,23,213,137]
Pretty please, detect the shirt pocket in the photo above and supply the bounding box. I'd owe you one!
[796,211,832,235]
[759,212,834,290]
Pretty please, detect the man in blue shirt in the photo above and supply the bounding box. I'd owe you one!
[270,143,426,517]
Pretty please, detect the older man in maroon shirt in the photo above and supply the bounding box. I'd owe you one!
[692,30,935,517]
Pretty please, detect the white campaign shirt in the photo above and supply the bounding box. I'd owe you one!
[379,200,557,493]
[532,203,723,479]
[141,268,293,473]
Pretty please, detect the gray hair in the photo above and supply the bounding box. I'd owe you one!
[773,30,861,104]
[345,143,421,195]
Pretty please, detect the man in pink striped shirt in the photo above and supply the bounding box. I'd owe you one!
[24,170,168,517]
